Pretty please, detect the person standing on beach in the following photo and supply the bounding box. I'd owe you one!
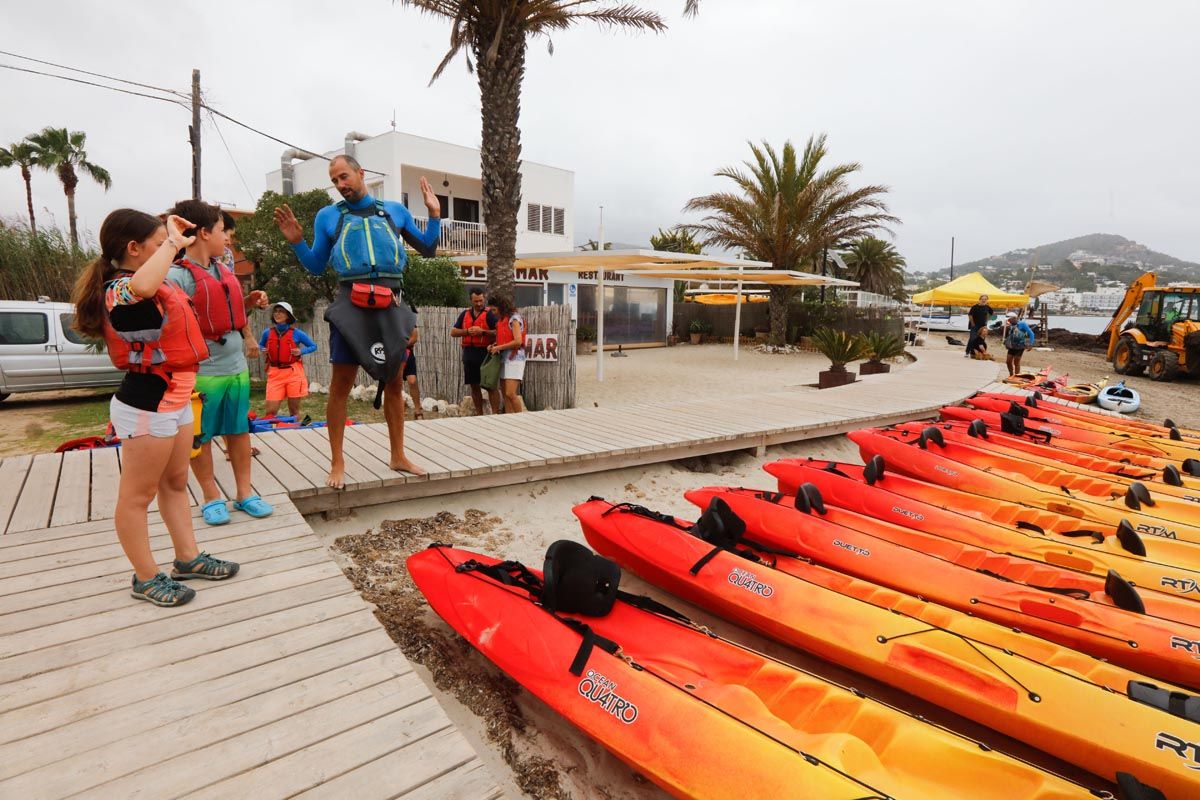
[258,301,317,419]
[488,294,527,413]
[966,294,993,357]
[272,155,440,488]
[168,199,273,526]
[452,288,501,414]
[1002,311,1036,376]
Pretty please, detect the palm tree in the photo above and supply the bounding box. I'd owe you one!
[650,227,702,254]
[397,2,670,299]
[842,236,907,300]
[684,136,896,345]
[0,142,41,234]
[26,127,111,249]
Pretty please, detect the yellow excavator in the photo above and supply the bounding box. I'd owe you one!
[1101,272,1200,381]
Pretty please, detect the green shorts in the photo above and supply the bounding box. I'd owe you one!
[195,371,251,442]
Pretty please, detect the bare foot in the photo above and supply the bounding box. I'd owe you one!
[326,464,346,489]
[390,456,427,476]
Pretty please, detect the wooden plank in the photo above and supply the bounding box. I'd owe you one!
[0,633,406,790]
[0,454,33,534]
[184,698,452,800]
[402,424,498,473]
[49,450,92,528]
[291,727,480,800]
[352,424,471,478]
[253,429,330,497]
[433,415,556,466]
[5,453,62,534]
[246,442,288,497]
[0,592,364,713]
[399,761,505,800]
[419,419,528,469]
[249,432,318,495]
[89,446,121,521]
[66,666,432,796]
[289,428,381,490]
[314,425,408,485]
[466,413,585,460]
[208,436,243,501]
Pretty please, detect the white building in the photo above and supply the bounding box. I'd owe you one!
[264,130,574,257]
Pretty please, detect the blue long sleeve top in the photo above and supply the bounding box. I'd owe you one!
[259,324,318,355]
[290,194,441,276]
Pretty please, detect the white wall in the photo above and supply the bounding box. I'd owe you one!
[264,131,574,252]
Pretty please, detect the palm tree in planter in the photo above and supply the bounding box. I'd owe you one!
[859,331,907,375]
[26,127,111,250]
[811,326,868,388]
[684,137,896,346]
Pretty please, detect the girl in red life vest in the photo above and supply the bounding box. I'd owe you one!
[71,210,240,608]
[486,294,527,413]
[257,301,317,418]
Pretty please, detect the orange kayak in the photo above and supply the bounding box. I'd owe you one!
[409,544,1099,799]
[576,498,1199,798]
[978,391,1200,441]
[765,458,1200,602]
[852,426,1200,547]
[882,422,1200,509]
[942,404,1200,472]
[684,484,1200,688]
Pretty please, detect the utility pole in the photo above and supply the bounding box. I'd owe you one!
[190,69,201,200]
[949,236,955,280]
[819,246,828,303]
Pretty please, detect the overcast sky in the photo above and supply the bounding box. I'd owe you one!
[1,1,1197,271]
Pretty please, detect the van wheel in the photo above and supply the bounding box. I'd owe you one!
[1112,338,1145,376]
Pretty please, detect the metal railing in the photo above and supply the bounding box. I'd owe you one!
[412,216,487,255]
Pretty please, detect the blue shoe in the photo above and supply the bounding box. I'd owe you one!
[201,499,230,526]
[233,494,273,518]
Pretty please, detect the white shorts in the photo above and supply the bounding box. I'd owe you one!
[501,358,526,382]
[110,396,194,440]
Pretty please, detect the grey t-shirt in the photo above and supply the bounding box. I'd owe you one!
[167,261,248,377]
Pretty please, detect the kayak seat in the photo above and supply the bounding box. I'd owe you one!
[1126,681,1200,725]
[540,540,620,617]
[1104,570,1146,615]
[862,455,886,485]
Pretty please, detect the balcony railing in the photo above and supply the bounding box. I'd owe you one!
[412,216,487,255]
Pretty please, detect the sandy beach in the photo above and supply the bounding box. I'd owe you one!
[306,337,1196,799]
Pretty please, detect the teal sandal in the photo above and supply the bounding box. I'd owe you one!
[131,573,196,607]
[233,495,273,518]
[172,551,240,581]
[201,499,230,526]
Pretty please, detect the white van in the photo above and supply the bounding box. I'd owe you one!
[0,298,122,401]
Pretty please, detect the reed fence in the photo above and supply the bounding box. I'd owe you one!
[248,302,576,411]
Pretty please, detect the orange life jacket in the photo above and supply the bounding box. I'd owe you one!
[494,313,526,360]
[266,326,298,367]
[103,281,209,378]
[460,307,492,348]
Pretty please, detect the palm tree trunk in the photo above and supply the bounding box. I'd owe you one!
[474,24,526,301]
[20,166,36,234]
[66,187,78,250]
[768,286,789,345]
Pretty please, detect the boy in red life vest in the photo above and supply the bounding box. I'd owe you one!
[452,288,501,414]
[258,301,317,419]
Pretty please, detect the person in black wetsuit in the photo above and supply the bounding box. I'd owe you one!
[965,294,993,357]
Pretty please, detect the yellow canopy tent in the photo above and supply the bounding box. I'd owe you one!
[910,271,1029,308]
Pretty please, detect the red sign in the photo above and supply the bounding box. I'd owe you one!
[524,334,558,362]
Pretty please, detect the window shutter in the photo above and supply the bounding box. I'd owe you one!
[527,204,540,232]
[553,207,565,235]
[541,206,553,233]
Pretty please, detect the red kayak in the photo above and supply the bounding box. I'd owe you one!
[407,545,1097,799]
[764,458,1200,602]
[684,485,1200,688]
[976,391,1200,442]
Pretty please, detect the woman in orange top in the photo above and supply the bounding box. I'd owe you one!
[72,210,239,607]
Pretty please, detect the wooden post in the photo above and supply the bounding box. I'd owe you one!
[190,69,201,200]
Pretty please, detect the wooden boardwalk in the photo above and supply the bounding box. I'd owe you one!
[0,348,996,798]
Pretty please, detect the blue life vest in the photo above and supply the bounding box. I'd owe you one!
[331,200,405,279]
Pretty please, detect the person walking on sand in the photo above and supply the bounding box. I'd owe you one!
[487,294,527,413]
[273,155,440,487]
[168,199,272,526]
[1002,311,1036,377]
[71,210,239,606]
[966,294,993,358]
[258,301,317,419]
[452,288,501,414]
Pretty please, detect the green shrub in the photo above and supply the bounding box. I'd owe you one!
[861,331,907,362]
[810,327,869,371]
[401,254,466,306]
[577,324,596,342]
[0,220,93,301]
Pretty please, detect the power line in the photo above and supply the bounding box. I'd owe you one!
[0,62,188,108]
[0,48,189,98]
[205,109,256,206]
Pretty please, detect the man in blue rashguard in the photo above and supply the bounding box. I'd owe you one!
[273,154,441,488]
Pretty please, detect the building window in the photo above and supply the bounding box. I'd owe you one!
[401,192,409,208]
[453,197,480,224]
[368,181,384,199]
[528,203,566,235]
[436,194,449,217]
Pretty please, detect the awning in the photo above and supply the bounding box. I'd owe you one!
[454,249,774,271]
[910,271,1029,308]
[635,268,858,286]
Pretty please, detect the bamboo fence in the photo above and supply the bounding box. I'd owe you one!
[248,303,576,411]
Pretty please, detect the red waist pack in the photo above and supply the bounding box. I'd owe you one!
[350,282,395,309]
